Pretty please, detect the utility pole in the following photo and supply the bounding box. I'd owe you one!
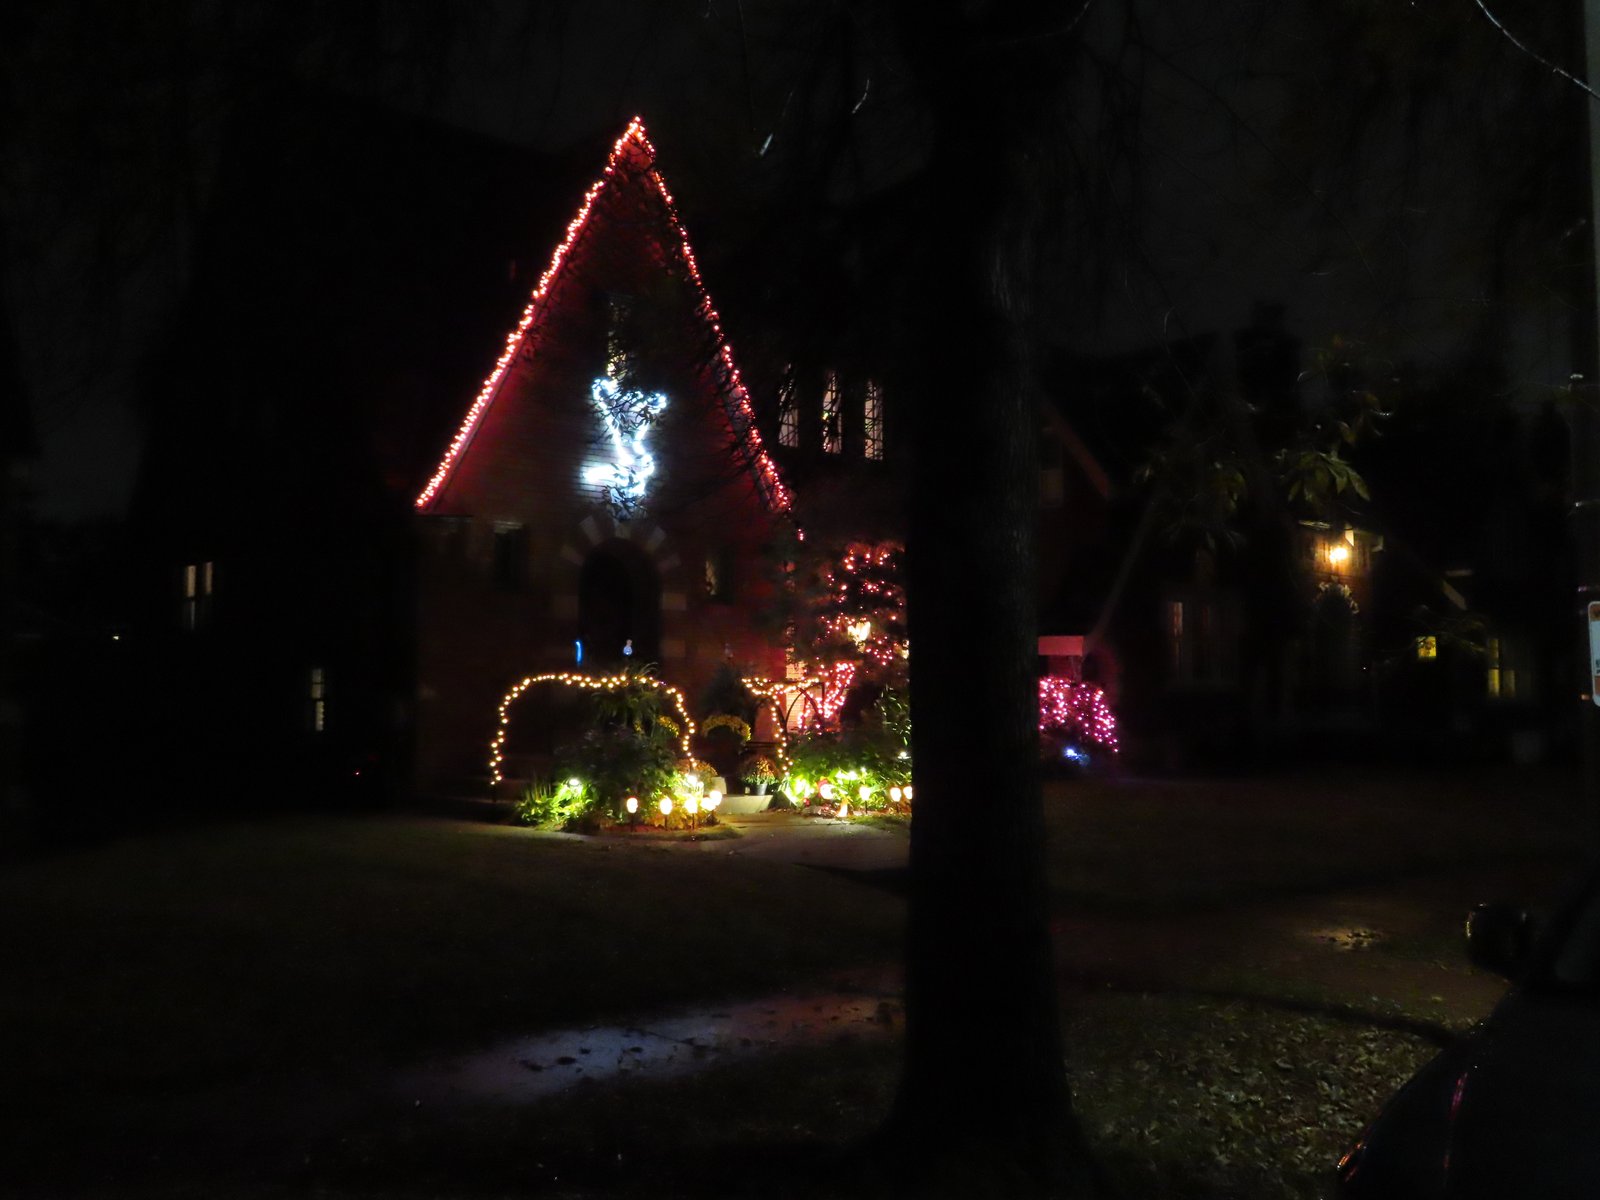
[1578,0,1600,846]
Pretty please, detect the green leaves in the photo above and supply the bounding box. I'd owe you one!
[1278,445,1370,512]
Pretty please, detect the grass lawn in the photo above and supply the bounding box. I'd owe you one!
[0,813,903,1185]
[3,765,1590,1196]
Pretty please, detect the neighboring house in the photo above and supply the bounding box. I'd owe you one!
[130,95,794,801]
[1042,317,1392,763]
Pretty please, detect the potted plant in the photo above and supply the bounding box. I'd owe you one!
[740,753,779,796]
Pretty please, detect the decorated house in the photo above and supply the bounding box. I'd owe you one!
[408,120,793,788]
[129,95,796,802]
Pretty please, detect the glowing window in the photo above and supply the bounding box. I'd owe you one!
[181,561,213,630]
[822,370,842,455]
[309,667,326,733]
[864,381,884,460]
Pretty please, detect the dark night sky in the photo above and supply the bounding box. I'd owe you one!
[3,0,1586,518]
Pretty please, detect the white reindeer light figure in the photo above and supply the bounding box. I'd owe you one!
[583,376,668,517]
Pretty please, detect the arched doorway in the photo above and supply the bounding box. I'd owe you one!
[578,539,661,669]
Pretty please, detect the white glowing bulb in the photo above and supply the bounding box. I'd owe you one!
[889,786,903,802]
[706,790,722,809]
[659,798,673,816]
[819,781,835,801]
[626,796,639,815]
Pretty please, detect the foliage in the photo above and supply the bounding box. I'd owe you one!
[766,536,908,702]
[698,663,757,724]
[738,754,778,785]
[514,776,588,829]
[701,713,752,743]
[783,694,912,812]
[555,722,679,822]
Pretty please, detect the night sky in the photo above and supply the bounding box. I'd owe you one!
[2,1,1586,517]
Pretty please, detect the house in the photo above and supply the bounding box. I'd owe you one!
[408,120,792,787]
[129,95,795,803]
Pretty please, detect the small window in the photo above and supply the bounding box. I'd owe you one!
[605,294,634,380]
[181,560,214,630]
[778,367,799,448]
[1166,600,1184,674]
[863,381,884,460]
[704,549,733,601]
[492,523,527,591]
[309,667,326,733]
[821,370,842,455]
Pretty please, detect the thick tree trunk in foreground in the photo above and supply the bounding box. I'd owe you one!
[879,4,1101,1194]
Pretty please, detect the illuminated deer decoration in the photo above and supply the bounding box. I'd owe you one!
[583,376,669,517]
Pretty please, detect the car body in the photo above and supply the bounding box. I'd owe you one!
[1332,876,1600,1198]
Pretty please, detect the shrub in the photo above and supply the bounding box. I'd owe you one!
[514,776,588,828]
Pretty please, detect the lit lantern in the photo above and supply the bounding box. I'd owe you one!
[903,785,913,801]
[889,785,903,803]
[858,784,871,802]
[685,795,700,815]
[818,780,835,801]
[625,796,639,815]
[659,797,673,816]
[706,790,722,811]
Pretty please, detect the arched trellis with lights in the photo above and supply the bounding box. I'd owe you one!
[490,671,696,786]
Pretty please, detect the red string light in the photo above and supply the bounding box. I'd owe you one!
[416,118,791,515]
[1038,676,1119,753]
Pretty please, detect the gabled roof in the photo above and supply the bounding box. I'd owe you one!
[414,118,791,516]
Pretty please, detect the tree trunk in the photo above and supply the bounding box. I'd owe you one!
[879,4,1101,1193]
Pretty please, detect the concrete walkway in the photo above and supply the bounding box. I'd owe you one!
[692,810,910,871]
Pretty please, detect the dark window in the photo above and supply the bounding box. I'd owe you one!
[821,370,842,455]
[863,381,884,460]
[180,561,214,630]
[778,367,799,448]
[705,548,734,602]
[493,524,527,591]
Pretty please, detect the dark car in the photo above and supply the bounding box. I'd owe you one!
[1331,875,1600,1198]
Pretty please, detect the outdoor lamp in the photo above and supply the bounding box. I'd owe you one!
[889,786,903,803]
[819,780,835,801]
[903,785,913,801]
[706,790,722,811]
[685,795,700,815]
[625,796,638,815]
[659,797,673,816]
[858,784,871,802]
